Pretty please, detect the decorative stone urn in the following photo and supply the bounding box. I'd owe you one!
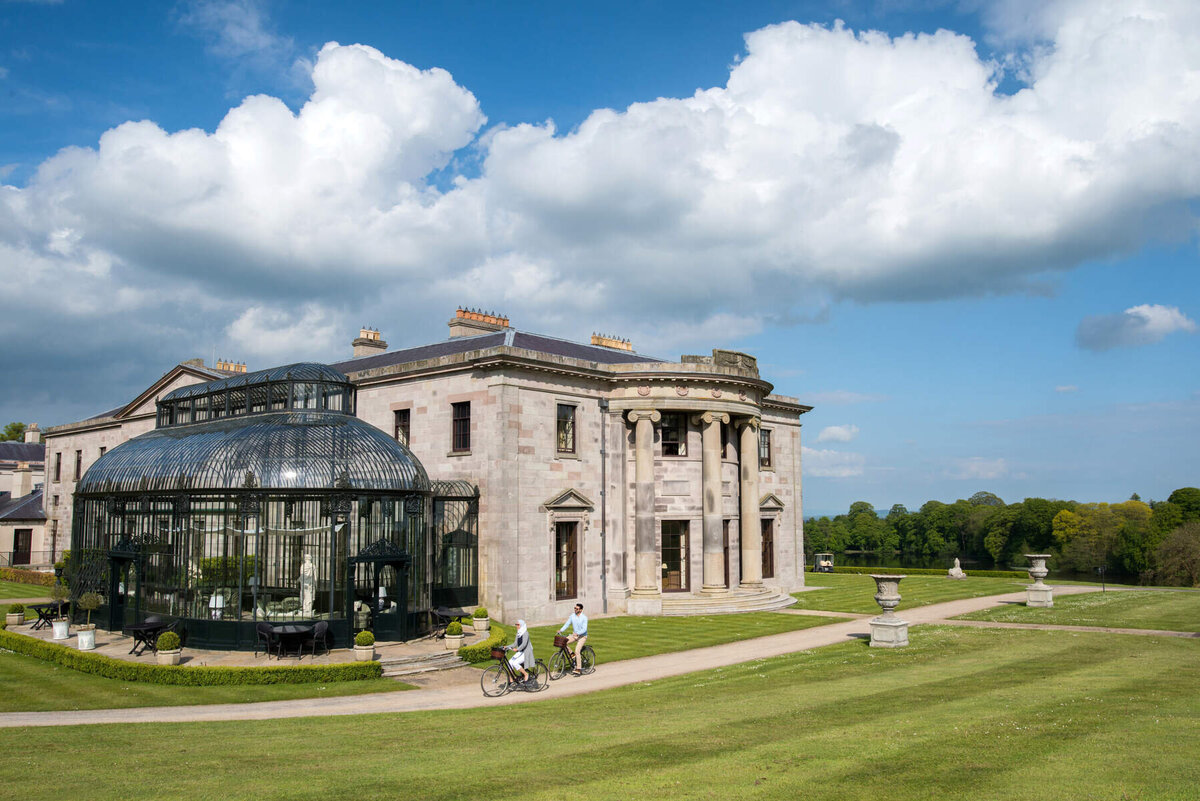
[4,612,23,627]
[353,644,375,662]
[868,574,909,648]
[156,648,181,666]
[472,615,489,633]
[1024,554,1054,608]
[51,619,71,640]
[77,624,96,651]
[445,632,465,651]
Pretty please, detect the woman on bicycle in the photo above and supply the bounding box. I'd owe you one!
[506,620,534,685]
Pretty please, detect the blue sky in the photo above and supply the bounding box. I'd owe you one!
[1,0,1197,517]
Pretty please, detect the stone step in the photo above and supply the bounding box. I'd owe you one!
[379,650,469,677]
[661,589,795,616]
[378,650,463,667]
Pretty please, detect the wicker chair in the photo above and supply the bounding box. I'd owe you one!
[302,621,329,658]
[254,621,276,659]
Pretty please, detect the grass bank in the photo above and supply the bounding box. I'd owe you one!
[1,627,1196,800]
[0,580,47,600]
[957,588,1200,631]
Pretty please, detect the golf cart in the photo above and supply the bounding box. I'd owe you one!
[813,552,835,573]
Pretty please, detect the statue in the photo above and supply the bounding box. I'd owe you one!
[299,553,316,615]
[948,558,967,580]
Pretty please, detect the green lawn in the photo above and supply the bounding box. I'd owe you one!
[791,572,1040,614]
[957,589,1200,632]
[0,650,413,712]
[2,627,1196,800]
[485,611,846,668]
[0,580,48,600]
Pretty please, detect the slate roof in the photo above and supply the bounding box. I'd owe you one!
[0,442,44,463]
[329,330,660,374]
[0,489,45,521]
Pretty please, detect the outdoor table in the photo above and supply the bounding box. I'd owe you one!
[29,602,68,631]
[272,624,314,659]
[124,621,169,656]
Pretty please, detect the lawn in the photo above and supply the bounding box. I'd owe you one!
[0,580,48,600]
[791,572,1038,614]
[1,626,1196,800]
[486,611,846,668]
[0,650,412,712]
[957,589,1200,632]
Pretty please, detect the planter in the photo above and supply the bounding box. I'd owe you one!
[353,645,375,662]
[1024,554,1054,608]
[445,632,465,650]
[52,620,70,640]
[472,616,489,633]
[868,574,909,649]
[157,648,181,666]
[4,613,23,627]
[77,624,96,651]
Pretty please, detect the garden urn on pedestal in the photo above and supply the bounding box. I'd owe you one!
[472,607,490,633]
[1024,554,1054,608]
[869,574,909,648]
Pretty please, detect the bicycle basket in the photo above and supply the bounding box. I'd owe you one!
[490,648,507,660]
[553,635,569,648]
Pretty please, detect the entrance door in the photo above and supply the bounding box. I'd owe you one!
[555,521,578,600]
[13,529,32,565]
[761,518,775,579]
[661,521,689,592]
[722,520,730,588]
[373,564,404,642]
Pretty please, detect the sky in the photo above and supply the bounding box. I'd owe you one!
[1,0,1197,517]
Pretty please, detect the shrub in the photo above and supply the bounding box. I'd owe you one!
[156,631,181,651]
[8,603,24,614]
[473,606,488,618]
[0,567,55,587]
[77,592,102,625]
[354,630,375,647]
[458,622,511,664]
[445,620,463,636]
[0,624,382,684]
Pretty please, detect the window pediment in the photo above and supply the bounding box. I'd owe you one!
[759,492,785,512]
[541,488,595,512]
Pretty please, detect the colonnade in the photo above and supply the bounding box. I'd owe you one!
[626,408,763,599]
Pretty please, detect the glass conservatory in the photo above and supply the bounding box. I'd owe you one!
[68,363,432,650]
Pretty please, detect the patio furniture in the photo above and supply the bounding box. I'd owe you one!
[432,606,468,639]
[272,624,314,659]
[301,621,329,658]
[254,622,276,659]
[29,601,69,631]
[123,619,170,656]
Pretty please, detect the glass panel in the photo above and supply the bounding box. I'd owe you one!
[556,405,576,454]
[228,390,246,417]
[270,384,288,411]
[555,521,577,599]
[662,521,689,591]
[294,383,318,409]
[661,414,687,457]
[249,386,268,413]
[193,396,209,422]
[176,400,192,424]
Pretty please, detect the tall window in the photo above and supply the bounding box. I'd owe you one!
[554,521,578,600]
[661,413,687,457]
[759,428,772,468]
[661,520,689,591]
[53,452,61,482]
[761,518,775,579]
[451,402,471,452]
[74,450,82,481]
[556,404,576,454]
[394,409,411,446]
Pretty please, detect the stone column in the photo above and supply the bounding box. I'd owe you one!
[738,416,763,588]
[627,409,661,601]
[692,411,730,594]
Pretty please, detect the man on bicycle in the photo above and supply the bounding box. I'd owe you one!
[557,603,588,676]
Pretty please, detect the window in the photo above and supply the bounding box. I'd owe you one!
[229,390,246,417]
[52,495,59,508]
[394,409,411,446]
[74,450,82,481]
[661,521,689,591]
[556,404,576,454]
[554,521,578,600]
[293,383,318,409]
[451,402,471,452]
[53,452,61,482]
[761,518,775,579]
[720,422,728,455]
[250,386,268,413]
[759,428,772,469]
[193,395,209,422]
[661,413,687,457]
[98,447,106,458]
[270,384,288,411]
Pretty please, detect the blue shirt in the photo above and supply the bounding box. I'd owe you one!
[559,612,587,636]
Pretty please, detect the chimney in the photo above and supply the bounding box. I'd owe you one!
[353,327,388,357]
[214,359,248,374]
[11,461,32,500]
[23,423,39,444]
[591,333,634,352]
[448,307,510,338]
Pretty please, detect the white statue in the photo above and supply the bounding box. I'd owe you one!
[299,553,316,615]
[948,558,967,580]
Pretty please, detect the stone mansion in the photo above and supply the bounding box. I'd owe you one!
[42,309,811,628]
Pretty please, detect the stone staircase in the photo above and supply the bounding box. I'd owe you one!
[661,587,796,616]
[379,650,469,678]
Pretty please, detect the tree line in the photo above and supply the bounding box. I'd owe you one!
[804,488,1200,586]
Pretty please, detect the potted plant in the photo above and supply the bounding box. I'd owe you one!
[76,592,102,651]
[156,630,182,665]
[53,560,65,578]
[49,580,71,640]
[353,630,375,662]
[444,619,464,650]
[5,604,24,627]
[471,607,489,633]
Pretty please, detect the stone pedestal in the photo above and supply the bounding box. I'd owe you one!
[1024,554,1054,608]
[869,574,909,648]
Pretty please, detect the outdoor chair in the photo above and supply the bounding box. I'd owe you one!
[303,621,329,658]
[254,622,276,659]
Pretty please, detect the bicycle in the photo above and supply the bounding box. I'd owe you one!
[480,646,549,697]
[549,634,595,679]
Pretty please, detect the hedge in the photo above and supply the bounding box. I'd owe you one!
[826,566,1027,579]
[0,567,55,587]
[458,622,511,664]
[0,625,383,685]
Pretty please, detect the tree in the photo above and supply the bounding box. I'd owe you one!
[0,422,26,442]
[1166,488,1200,522]
[1156,521,1200,587]
[968,491,1004,507]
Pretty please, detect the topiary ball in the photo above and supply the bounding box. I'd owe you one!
[355,630,375,647]
[156,631,181,651]
[473,607,488,618]
[446,620,463,636]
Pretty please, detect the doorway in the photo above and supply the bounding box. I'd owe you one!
[555,521,578,600]
[761,518,775,579]
[661,521,689,592]
[13,529,31,565]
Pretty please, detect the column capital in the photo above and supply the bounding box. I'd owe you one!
[736,415,761,432]
[689,411,730,427]
[626,409,662,424]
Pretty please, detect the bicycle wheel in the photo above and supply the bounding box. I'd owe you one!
[532,659,550,691]
[480,664,510,697]
[549,649,571,680]
[580,645,596,674]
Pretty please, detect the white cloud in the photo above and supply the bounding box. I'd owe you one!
[949,457,1010,480]
[225,304,342,363]
[816,424,860,443]
[1055,384,1078,393]
[1076,304,1197,351]
[802,446,866,477]
[178,0,293,61]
